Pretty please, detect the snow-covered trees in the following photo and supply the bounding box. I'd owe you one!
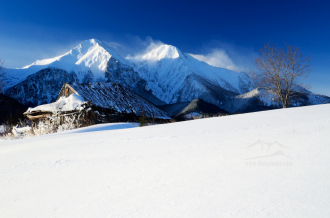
[0,113,81,139]
[253,43,311,108]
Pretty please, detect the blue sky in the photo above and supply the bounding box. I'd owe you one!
[0,0,329,95]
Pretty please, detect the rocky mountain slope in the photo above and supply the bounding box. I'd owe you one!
[5,68,73,106]
[68,82,169,119]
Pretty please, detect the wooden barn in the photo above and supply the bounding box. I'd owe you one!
[24,95,95,128]
[24,82,169,125]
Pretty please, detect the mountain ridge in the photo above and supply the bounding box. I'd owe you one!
[3,38,329,112]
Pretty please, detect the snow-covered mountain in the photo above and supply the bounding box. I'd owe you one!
[4,39,164,106]
[4,39,253,108]
[3,39,112,89]
[3,38,329,112]
[3,39,253,108]
[19,39,116,81]
[129,44,253,105]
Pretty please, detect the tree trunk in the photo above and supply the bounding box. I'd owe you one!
[282,101,288,108]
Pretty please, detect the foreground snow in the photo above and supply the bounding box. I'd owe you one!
[1,104,330,217]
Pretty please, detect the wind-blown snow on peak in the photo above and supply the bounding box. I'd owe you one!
[72,39,101,58]
[138,44,182,61]
[82,38,102,46]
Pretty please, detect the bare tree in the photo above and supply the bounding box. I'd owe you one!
[0,59,5,93]
[253,43,311,108]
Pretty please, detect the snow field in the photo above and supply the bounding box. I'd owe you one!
[1,104,330,217]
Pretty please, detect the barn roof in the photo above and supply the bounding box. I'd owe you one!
[63,83,169,119]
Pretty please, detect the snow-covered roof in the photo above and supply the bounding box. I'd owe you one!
[26,94,86,114]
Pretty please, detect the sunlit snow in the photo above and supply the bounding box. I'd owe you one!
[1,104,330,217]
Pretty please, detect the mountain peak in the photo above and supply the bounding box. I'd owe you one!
[73,38,103,53]
[20,38,120,75]
[140,44,182,61]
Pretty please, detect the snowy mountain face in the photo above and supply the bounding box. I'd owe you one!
[22,39,113,79]
[4,39,110,87]
[4,39,139,87]
[128,44,253,108]
[104,57,165,106]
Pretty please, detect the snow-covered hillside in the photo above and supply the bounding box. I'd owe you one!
[1,104,330,217]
